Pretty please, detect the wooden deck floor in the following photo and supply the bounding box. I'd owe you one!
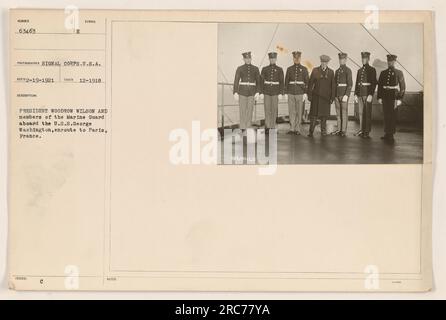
[218,120,423,164]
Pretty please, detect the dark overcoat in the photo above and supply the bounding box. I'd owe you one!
[307,66,336,117]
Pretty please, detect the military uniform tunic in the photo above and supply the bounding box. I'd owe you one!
[284,63,309,95]
[233,63,261,97]
[377,67,406,100]
[354,64,377,97]
[260,64,284,96]
[377,67,406,135]
[335,65,353,97]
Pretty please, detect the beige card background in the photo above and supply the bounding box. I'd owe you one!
[8,10,433,291]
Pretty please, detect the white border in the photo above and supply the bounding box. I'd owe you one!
[1,0,445,299]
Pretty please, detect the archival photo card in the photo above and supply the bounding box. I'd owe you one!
[8,9,433,292]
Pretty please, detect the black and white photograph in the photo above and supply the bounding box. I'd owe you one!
[218,23,424,164]
[2,4,443,300]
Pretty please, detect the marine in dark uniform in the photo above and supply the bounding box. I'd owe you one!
[333,52,353,137]
[377,54,406,143]
[233,52,261,131]
[284,51,309,135]
[353,52,377,139]
[260,52,284,133]
[307,55,336,137]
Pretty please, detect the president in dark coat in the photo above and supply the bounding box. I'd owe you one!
[307,55,336,136]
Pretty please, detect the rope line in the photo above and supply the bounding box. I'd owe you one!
[259,24,280,68]
[306,23,361,68]
[359,24,423,89]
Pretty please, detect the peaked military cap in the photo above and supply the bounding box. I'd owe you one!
[292,51,302,58]
[242,51,252,58]
[387,54,397,61]
[361,51,371,58]
[338,52,348,59]
[268,52,278,58]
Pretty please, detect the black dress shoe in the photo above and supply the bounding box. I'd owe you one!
[340,132,346,137]
[307,133,314,138]
[287,130,294,135]
[362,133,371,139]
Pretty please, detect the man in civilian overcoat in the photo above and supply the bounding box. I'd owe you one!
[307,55,336,137]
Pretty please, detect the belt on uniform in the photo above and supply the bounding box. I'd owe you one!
[383,85,399,89]
[239,82,256,86]
[360,82,371,86]
[289,81,304,84]
[337,83,347,87]
[264,81,279,85]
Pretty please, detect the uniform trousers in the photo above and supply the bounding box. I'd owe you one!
[288,94,304,133]
[334,96,349,133]
[238,95,255,129]
[382,98,397,135]
[263,95,278,129]
[358,95,372,134]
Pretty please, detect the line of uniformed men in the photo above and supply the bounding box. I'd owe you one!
[233,50,406,142]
